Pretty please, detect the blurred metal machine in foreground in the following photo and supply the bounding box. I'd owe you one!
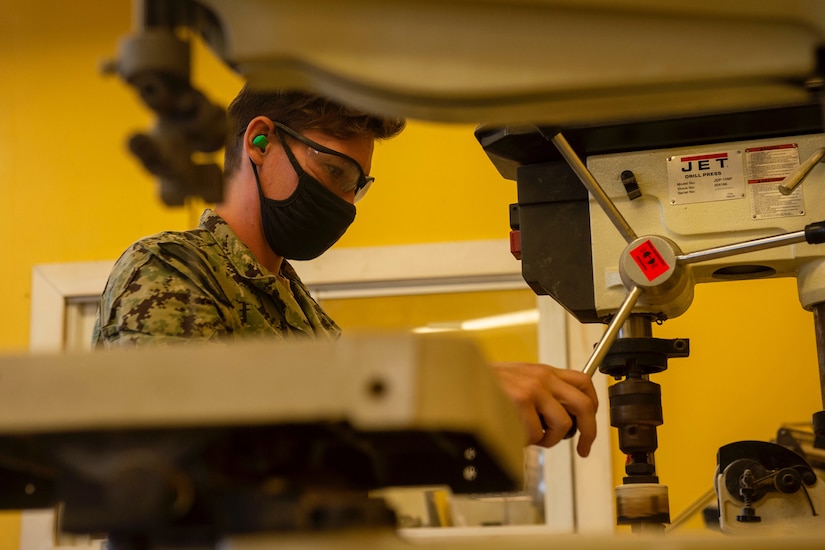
[0,336,524,548]
[105,0,825,204]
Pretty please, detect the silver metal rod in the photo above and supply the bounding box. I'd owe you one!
[583,285,644,377]
[779,147,825,196]
[676,230,807,265]
[551,133,638,244]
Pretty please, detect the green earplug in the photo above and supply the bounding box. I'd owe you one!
[252,135,268,151]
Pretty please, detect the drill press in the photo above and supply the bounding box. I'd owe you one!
[478,102,825,531]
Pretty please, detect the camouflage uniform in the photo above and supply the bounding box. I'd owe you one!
[92,209,340,348]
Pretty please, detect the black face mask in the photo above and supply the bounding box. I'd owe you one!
[251,155,356,261]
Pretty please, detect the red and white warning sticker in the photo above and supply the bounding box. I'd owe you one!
[630,240,670,282]
[745,144,805,220]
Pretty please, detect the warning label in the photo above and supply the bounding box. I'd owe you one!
[745,144,805,220]
[667,149,745,206]
[630,240,670,282]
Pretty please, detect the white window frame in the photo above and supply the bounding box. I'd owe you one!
[26,240,612,548]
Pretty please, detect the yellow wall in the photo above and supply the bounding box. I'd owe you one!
[0,0,823,545]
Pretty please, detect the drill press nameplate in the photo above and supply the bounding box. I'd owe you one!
[667,149,745,206]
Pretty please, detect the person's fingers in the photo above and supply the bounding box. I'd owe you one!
[543,370,598,456]
[535,398,573,448]
[521,404,548,445]
[554,368,600,411]
[491,365,548,445]
[490,362,599,453]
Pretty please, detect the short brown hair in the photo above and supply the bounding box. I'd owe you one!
[224,86,406,175]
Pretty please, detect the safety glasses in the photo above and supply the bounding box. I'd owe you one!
[272,121,374,201]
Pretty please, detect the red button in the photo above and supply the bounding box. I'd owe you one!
[510,230,522,260]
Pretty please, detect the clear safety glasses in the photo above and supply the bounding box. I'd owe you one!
[273,121,374,201]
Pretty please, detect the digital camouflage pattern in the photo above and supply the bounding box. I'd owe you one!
[93,209,341,348]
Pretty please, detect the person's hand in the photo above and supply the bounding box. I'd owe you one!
[490,362,598,457]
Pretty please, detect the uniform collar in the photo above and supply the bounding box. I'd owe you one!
[200,208,295,281]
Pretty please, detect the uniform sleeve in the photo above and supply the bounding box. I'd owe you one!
[93,244,231,349]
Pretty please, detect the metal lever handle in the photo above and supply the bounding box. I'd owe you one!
[779,147,825,196]
[550,132,638,244]
[544,132,647,375]
[542,132,645,438]
[562,285,643,439]
[582,285,644,377]
[677,220,825,265]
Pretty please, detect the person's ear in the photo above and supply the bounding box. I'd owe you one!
[244,116,274,162]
